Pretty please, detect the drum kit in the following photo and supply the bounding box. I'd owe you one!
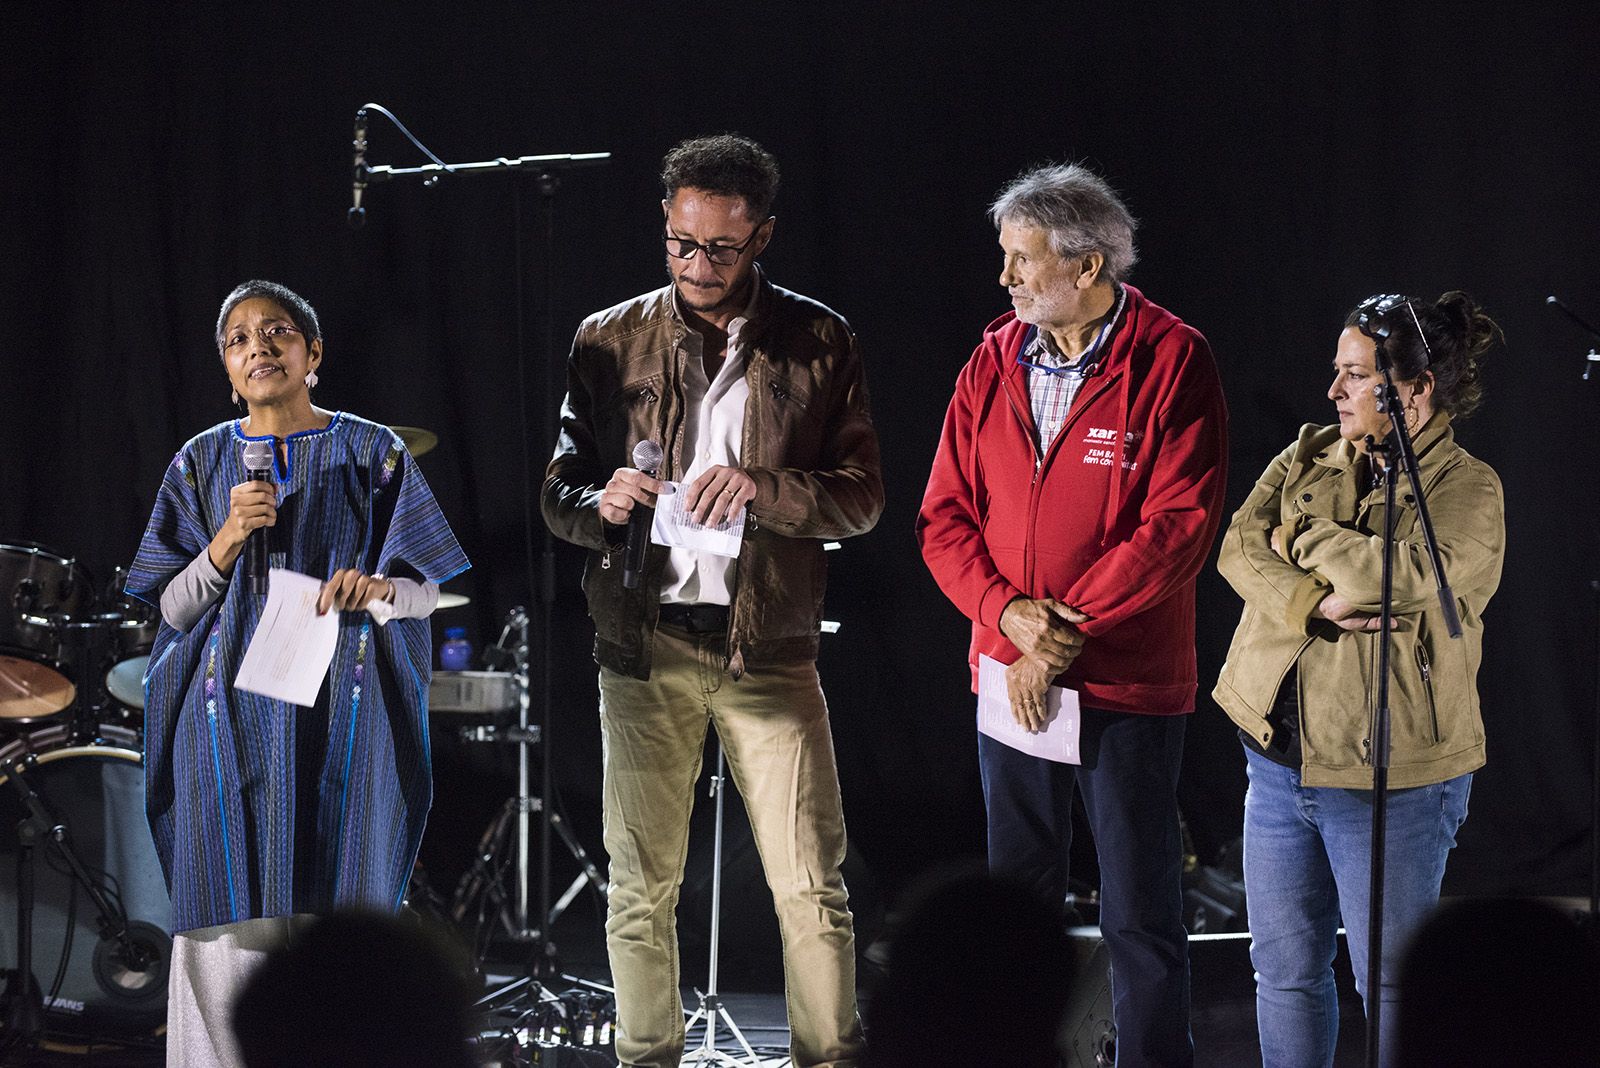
[0,422,606,1052]
[0,541,171,1053]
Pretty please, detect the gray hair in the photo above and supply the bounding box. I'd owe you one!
[989,163,1139,284]
[215,280,322,354]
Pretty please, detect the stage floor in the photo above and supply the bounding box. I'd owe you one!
[8,914,1370,1066]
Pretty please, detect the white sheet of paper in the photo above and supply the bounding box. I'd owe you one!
[649,481,745,558]
[234,568,340,707]
[976,653,1081,764]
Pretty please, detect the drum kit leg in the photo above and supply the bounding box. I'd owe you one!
[0,543,170,1053]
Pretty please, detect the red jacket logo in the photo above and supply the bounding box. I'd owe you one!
[1081,427,1135,469]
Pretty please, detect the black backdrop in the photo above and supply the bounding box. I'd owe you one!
[3,2,1597,908]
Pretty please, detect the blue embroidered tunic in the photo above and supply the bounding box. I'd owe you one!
[127,413,469,933]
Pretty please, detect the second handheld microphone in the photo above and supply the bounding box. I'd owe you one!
[622,440,663,591]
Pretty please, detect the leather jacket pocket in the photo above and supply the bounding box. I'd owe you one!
[597,375,664,470]
[759,374,825,468]
[1415,642,1442,745]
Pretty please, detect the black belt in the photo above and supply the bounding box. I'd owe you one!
[657,603,730,634]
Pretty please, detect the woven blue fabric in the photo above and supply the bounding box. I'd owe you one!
[127,413,468,933]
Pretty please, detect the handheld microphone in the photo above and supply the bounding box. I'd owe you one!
[241,440,275,595]
[622,440,663,591]
[348,107,368,230]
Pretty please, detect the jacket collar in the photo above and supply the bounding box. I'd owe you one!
[994,282,1174,384]
[667,265,772,345]
[1314,412,1457,471]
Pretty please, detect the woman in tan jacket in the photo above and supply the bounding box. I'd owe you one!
[1213,292,1504,1067]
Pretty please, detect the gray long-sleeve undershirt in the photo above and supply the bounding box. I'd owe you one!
[159,551,438,632]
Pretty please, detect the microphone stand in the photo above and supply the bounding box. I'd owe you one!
[681,741,761,1067]
[1359,325,1463,1068]
[348,103,612,1020]
[1546,295,1600,927]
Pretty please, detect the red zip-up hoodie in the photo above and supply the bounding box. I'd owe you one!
[917,284,1228,714]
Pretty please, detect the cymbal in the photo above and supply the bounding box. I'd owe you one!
[437,592,470,609]
[393,426,439,457]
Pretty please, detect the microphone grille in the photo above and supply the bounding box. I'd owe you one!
[631,439,663,473]
[242,440,275,472]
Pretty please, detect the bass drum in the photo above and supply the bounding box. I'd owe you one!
[0,724,171,1041]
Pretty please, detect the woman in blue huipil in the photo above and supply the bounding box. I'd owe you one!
[128,280,468,1068]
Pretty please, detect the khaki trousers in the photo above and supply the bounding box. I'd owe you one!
[597,624,864,1068]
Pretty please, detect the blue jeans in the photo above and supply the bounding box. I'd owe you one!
[979,708,1191,1067]
[1242,747,1471,1068]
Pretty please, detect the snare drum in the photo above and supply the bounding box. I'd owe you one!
[0,724,171,1039]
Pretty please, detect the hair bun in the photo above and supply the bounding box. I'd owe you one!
[1434,290,1502,362]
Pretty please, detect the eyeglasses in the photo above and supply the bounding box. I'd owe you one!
[1017,356,1096,379]
[663,225,764,267]
[1355,294,1433,361]
[223,322,302,351]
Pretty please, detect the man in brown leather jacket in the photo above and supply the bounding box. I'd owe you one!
[542,135,881,1068]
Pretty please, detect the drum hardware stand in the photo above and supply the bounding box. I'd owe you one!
[0,753,169,1053]
[682,742,761,1067]
[454,608,607,976]
[1356,305,1462,1068]
[1547,295,1600,929]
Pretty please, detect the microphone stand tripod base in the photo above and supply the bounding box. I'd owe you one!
[679,742,762,1067]
[682,989,762,1067]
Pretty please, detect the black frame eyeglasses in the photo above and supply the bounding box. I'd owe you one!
[663,225,764,267]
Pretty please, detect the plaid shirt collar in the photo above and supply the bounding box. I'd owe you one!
[1020,283,1127,373]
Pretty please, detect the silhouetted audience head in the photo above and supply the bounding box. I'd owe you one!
[1396,896,1600,1067]
[231,909,479,1068]
[865,865,1073,1068]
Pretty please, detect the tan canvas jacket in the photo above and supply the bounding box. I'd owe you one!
[1213,417,1504,788]
[541,273,883,680]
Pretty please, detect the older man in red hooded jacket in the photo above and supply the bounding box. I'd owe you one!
[918,163,1228,1067]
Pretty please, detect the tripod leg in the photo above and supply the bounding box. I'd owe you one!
[548,870,588,927]
[451,798,514,925]
[548,807,608,894]
[715,1003,762,1061]
[1,832,43,1051]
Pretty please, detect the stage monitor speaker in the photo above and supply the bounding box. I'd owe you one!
[1060,928,1115,1068]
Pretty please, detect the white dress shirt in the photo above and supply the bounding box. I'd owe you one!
[658,285,759,606]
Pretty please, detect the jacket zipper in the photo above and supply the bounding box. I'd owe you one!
[998,366,1119,596]
[997,375,1044,592]
[1415,643,1441,744]
[1260,635,1316,749]
[1361,632,1377,766]
[723,357,768,680]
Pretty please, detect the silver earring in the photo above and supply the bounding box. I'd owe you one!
[231,387,239,406]
[305,370,319,389]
